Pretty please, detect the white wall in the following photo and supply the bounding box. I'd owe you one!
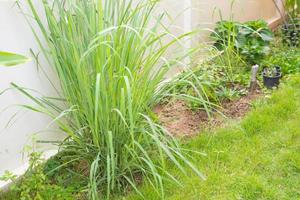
[0,0,281,188]
[0,0,64,187]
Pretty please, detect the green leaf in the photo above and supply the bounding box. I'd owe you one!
[259,30,274,42]
[0,51,30,66]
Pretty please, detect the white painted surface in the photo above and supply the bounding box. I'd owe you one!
[0,0,281,189]
[184,0,193,65]
[0,0,64,188]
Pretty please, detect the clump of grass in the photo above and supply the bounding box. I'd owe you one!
[14,0,212,198]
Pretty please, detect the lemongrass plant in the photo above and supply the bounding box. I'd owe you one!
[15,0,213,198]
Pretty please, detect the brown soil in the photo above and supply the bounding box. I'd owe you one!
[221,91,261,119]
[154,100,209,137]
[154,90,262,137]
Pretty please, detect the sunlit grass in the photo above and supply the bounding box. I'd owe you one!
[123,75,300,200]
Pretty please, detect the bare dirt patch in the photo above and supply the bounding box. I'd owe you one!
[221,91,261,119]
[153,100,208,137]
[154,90,262,137]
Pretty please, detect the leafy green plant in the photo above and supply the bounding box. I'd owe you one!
[0,171,17,182]
[0,152,74,200]
[161,66,220,113]
[263,67,280,77]
[15,0,210,199]
[217,86,242,101]
[166,59,250,109]
[211,21,239,51]
[263,40,300,74]
[238,20,273,64]
[0,51,30,66]
[212,20,274,65]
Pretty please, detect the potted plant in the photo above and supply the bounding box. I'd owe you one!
[273,0,300,46]
[263,66,282,89]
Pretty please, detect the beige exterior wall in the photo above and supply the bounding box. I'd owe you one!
[156,0,283,75]
[192,0,282,42]
[193,0,279,23]
[158,0,282,42]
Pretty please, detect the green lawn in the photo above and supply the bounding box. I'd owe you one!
[122,76,300,200]
[1,76,300,200]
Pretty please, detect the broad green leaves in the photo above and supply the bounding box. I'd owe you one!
[0,51,30,67]
[212,20,274,65]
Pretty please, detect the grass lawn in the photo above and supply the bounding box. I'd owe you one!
[1,76,300,200]
[122,76,300,200]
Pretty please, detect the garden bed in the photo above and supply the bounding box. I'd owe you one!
[154,89,262,137]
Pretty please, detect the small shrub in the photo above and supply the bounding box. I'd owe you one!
[165,62,250,111]
[0,153,74,200]
[212,20,274,65]
[263,44,300,74]
[211,21,239,50]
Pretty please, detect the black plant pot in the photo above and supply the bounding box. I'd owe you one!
[263,66,282,89]
[263,74,281,89]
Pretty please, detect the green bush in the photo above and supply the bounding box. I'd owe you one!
[263,42,300,74]
[0,153,74,200]
[165,62,250,111]
[212,20,274,65]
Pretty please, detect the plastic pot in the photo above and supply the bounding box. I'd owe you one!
[263,66,282,89]
[263,74,281,89]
